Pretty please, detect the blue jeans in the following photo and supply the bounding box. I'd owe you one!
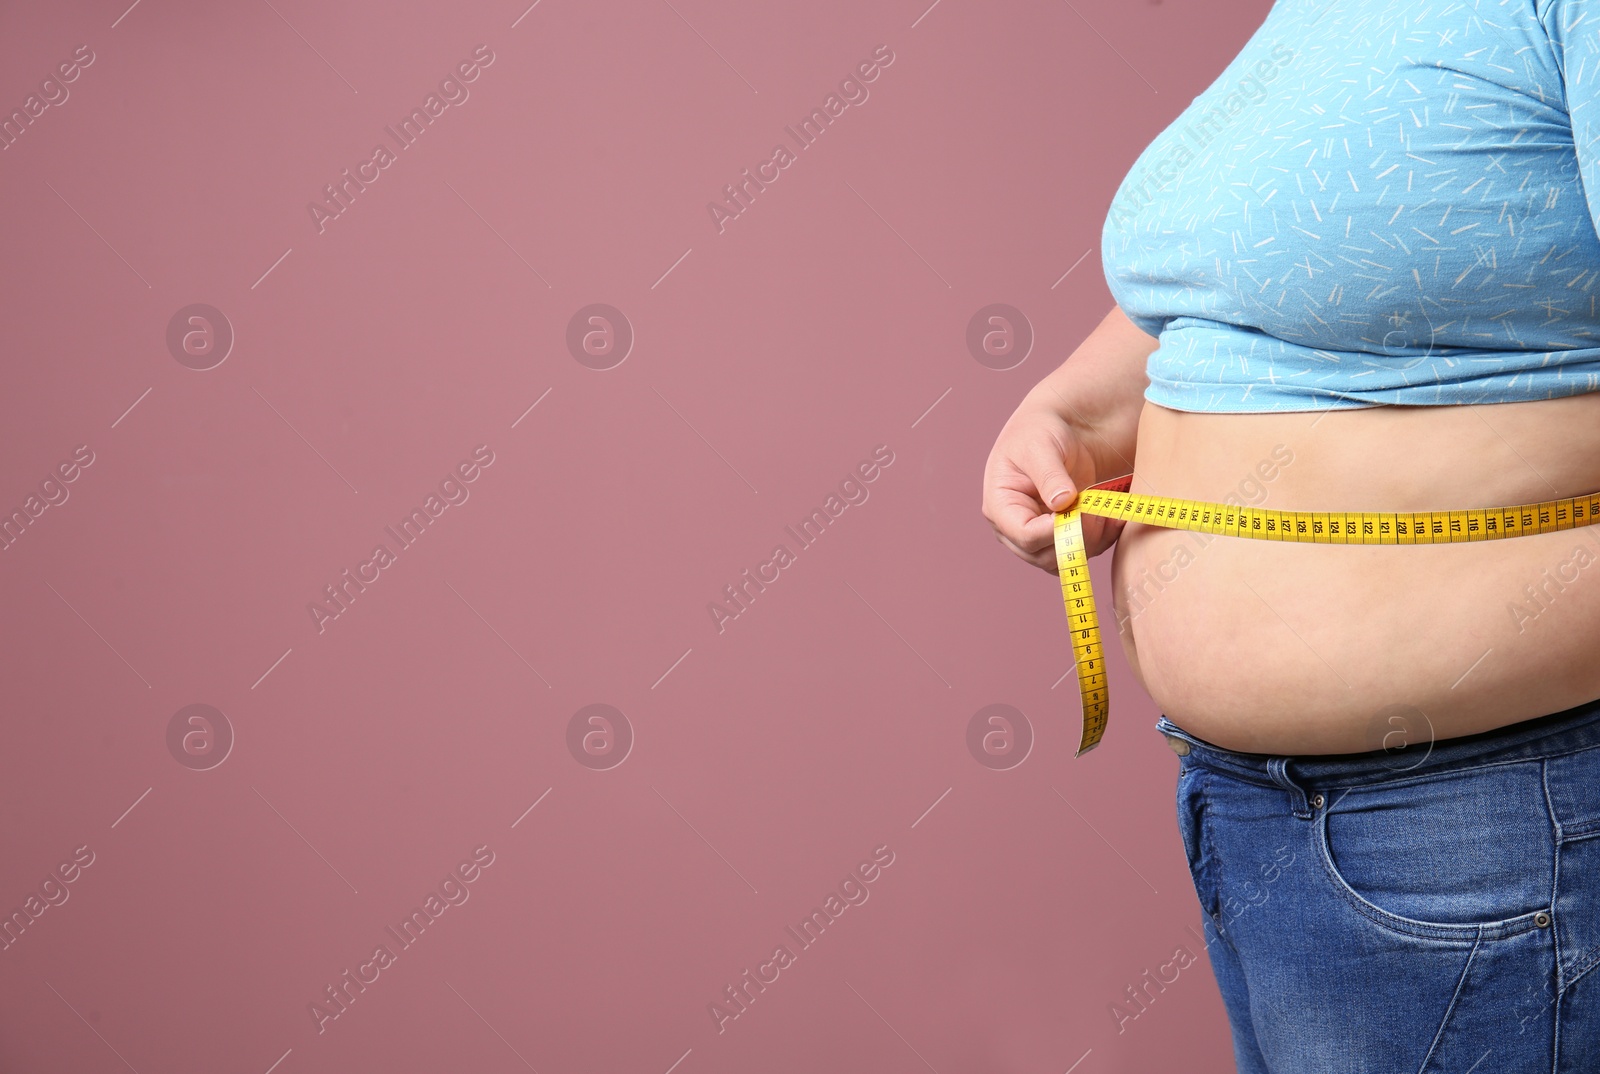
[1159,698,1600,1073]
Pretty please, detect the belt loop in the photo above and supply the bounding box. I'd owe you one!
[1267,757,1314,819]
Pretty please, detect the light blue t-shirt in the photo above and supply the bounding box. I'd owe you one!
[1102,0,1600,412]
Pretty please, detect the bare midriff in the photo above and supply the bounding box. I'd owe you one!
[1111,394,1600,755]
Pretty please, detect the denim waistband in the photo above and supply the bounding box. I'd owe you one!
[1157,695,1600,794]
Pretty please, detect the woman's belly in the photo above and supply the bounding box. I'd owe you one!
[1112,395,1600,755]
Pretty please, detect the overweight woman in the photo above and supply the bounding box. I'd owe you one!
[983,2,1600,1069]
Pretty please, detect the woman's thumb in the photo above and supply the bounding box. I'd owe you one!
[1028,446,1077,512]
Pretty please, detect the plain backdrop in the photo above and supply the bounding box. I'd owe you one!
[0,1,1268,1070]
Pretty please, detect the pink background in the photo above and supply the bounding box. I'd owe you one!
[0,1,1267,1070]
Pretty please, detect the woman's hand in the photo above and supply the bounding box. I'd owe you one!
[981,305,1157,573]
[982,400,1127,571]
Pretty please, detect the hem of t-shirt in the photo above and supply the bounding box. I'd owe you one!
[1143,388,1384,414]
[1144,383,1600,413]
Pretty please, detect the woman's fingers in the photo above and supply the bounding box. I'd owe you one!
[982,403,1112,571]
[984,482,1043,544]
[988,489,1060,552]
[984,437,1077,540]
[982,454,1057,545]
[996,530,1059,572]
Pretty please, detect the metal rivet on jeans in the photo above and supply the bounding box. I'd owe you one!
[1536,911,1552,928]
[1310,793,1325,809]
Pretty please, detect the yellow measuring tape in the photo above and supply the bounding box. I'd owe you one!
[1054,474,1600,756]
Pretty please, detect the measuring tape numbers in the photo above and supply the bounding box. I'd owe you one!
[1054,474,1600,756]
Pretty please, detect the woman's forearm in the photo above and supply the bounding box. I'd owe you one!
[1021,305,1157,485]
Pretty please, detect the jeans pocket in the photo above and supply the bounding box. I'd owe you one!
[1314,761,1554,940]
[1175,765,1220,922]
[1542,748,1600,996]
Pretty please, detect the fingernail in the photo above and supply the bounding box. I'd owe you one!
[1048,489,1073,509]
